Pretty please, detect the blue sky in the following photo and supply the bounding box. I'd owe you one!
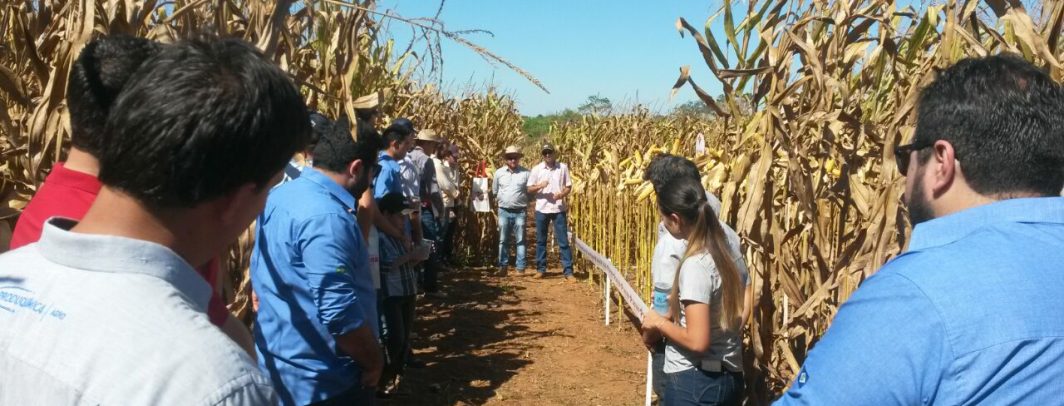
[376,1,727,116]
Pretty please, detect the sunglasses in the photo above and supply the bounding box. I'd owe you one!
[542,151,555,156]
[505,155,520,161]
[893,142,933,176]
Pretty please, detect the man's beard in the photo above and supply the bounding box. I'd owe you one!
[907,172,935,226]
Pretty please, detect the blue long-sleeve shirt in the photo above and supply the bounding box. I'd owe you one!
[777,197,1064,405]
[374,151,403,200]
[251,167,376,406]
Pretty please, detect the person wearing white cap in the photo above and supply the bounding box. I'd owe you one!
[493,145,531,276]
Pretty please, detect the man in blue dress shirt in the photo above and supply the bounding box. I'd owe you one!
[251,117,385,405]
[777,55,1064,404]
[373,119,417,247]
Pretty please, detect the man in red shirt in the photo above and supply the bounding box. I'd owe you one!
[9,35,252,354]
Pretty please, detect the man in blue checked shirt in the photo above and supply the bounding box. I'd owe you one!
[777,55,1064,405]
[251,116,385,405]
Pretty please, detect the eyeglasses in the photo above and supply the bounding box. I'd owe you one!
[893,142,933,176]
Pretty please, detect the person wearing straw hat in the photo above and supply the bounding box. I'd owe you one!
[493,145,531,276]
[408,128,447,298]
[353,92,381,138]
[527,143,575,281]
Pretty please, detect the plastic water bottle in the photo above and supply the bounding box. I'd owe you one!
[652,282,670,316]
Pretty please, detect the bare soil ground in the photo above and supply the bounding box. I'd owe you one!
[382,266,648,406]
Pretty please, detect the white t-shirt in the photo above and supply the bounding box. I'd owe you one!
[663,250,749,374]
[651,216,746,289]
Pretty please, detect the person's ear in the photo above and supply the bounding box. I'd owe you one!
[929,140,957,198]
[348,159,363,178]
[216,182,264,226]
[669,213,683,228]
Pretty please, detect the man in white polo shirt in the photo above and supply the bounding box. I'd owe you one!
[0,36,309,405]
[526,143,575,281]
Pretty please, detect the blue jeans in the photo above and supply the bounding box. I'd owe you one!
[534,211,573,275]
[664,367,743,406]
[420,209,440,293]
[498,208,527,270]
[651,342,667,401]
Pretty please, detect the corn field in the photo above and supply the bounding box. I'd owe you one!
[3,0,1064,403]
[562,0,1064,401]
[0,0,528,315]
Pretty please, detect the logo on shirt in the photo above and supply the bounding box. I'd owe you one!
[336,266,347,274]
[0,286,66,320]
[797,370,808,387]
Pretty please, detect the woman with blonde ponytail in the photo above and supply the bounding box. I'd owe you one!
[642,177,748,406]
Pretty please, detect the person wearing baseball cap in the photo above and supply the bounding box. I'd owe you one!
[526,143,575,281]
[493,145,532,276]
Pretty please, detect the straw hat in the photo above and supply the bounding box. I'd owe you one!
[503,145,523,157]
[352,92,380,110]
[416,129,441,143]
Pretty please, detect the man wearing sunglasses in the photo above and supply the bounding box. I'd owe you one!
[778,55,1064,404]
[527,143,575,281]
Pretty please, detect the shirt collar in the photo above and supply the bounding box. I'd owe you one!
[36,218,212,311]
[299,166,358,211]
[909,197,1064,252]
[48,162,103,195]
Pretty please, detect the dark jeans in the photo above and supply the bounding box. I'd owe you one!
[534,211,573,275]
[440,209,457,264]
[307,385,376,405]
[420,209,441,293]
[665,367,744,406]
[380,295,416,386]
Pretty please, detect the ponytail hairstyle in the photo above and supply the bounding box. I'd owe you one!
[656,178,743,331]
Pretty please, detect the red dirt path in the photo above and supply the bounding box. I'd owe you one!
[383,266,649,405]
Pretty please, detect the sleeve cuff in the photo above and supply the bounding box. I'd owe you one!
[328,312,366,337]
